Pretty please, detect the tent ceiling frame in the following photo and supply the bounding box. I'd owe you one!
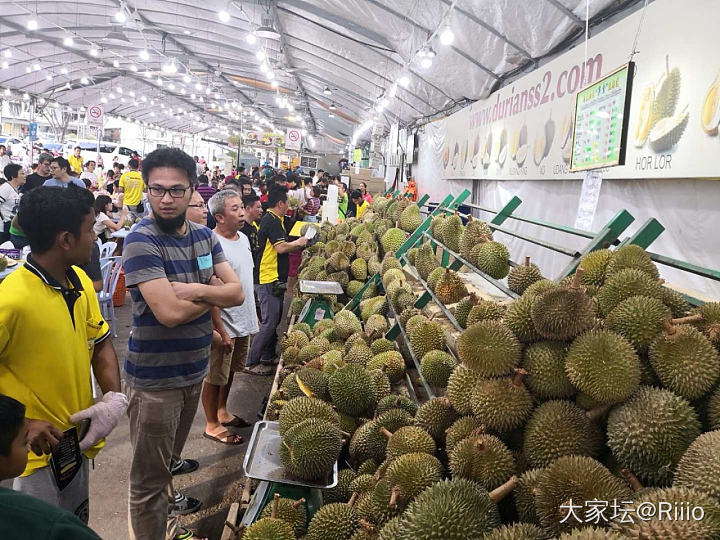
[543,0,586,27]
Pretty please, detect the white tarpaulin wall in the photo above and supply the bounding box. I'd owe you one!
[415,116,720,299]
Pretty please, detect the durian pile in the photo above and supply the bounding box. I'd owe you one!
[290,194,426,317]
[251,200,720,539]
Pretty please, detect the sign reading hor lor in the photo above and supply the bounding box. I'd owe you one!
[441,0,720,180]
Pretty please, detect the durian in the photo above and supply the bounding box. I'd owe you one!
[305,501,359,540]
[530,270,595,341]
[386,452,443,503]
[605,295,670,352]
[457,320,521,377]
[606,386,701,486]
[280,418,343,481]
[438,212,463,252]
[508,257,544,294]
[414,243,440,280]
[565,329,640,404]
[446,364,482,415]
[445,416,483,454]
[329,364,378,416]
[470,369,533,433]
[382,425,435,461]
[459,215,493,261]
[470,241,510,279]
[523,400,602,468]
[595,268,663,316]
[449,431,516,490]
[278,396,340,435]
[605,244,659,280]
[408,320,445,360]
[649,321,720,400]
[466,299,506,326]
[414,397,458,441]
[419,349,456,387]
[484,523,545,540]
[673,430,720,500]
[522,341,575,399]
[433,269,467,305]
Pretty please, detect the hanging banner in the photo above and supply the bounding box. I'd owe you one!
[244,131,284,147]
[285,128,302,152]
[441,0,720,180]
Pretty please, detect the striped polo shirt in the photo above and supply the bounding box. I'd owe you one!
[122,218,227,390]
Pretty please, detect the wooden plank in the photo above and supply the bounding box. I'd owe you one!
[220,502,241,540]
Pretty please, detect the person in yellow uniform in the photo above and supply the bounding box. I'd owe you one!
[351,189,369,219]
[0,185,125,524]
[67,146,84,176]
[118,158,145,218]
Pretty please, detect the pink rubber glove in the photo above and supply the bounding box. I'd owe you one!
[69,391,129,451]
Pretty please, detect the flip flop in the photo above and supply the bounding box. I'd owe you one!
[203,430,244,445]
[221,415,252,428]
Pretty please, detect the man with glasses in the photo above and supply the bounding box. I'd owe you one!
[43,157,86,189]
[122,147,244,540]
[22,153,53,193]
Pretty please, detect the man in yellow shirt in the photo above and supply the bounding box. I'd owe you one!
[68,146,83,176]
[351,189,369,219]
[0,185,124,523]
[118,158,145,218]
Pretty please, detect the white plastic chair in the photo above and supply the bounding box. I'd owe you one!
[98,257,123,337]
[99,241,117,259]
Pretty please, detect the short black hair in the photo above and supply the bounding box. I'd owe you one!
[18,185,95,254]
[141,147,197,187]
[85,160,96,168]
[128,158,140,170]
[312,186,321,197]
[317,169,324,174]
[74,146,81,151]
[242,193,260,209]
[267,185,288,208]
[0,394,25,457]
[303,177,312,185]
[3,163,22,182]
[198,174,209,185]
[51,156,69,172]
[351,189,362,200]
[309,170,316,177]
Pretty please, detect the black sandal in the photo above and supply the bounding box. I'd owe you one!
[170,458,199,476]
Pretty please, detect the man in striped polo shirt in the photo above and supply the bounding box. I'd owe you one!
[121,148,245,540]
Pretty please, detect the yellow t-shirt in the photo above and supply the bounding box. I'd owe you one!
[119,170,145,206]
[356,200,369,219]
[68,154,83,175]
[0,261,109,476]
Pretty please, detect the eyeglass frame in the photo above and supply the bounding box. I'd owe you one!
[147,185,192,198]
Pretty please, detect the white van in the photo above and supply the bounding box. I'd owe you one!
[64,140,140,169]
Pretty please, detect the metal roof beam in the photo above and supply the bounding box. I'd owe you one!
[363,0,501,81]
[543,0,585,27]
[435,0,533,60]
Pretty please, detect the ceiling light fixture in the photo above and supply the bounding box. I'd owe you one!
[246,32,257,45]
[183,73,191,83]
[2,50,10,58]
[439,22,454,45]
[90,47,99,57]
[27,19,38,31]
[114,10,127,23]
[63,37,74,47]
[139,49,150,60]
[218,9,230,23]
[323,86,332,95]
[130,64,138,72]
[420,57,432,69]
[32,63,40,71]
[270,80,279,88]
[162,59,177,74]
[1,62,9,70]
[80,76,89,85]
[389,84,398,97]
[328,113,335,118]
[255,17,280,39]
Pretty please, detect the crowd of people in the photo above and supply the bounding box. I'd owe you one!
[0,145,375,539]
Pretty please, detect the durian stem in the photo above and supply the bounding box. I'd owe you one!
[389,487,401,508]
[340,430,352,439]
[489,476,517,503]
[359,519,376,533]
[671,314,703,325]
[512,368,527,387]
[524,256,531,267]
[440,397,452,408]
[571,268,583,290]
[661,318,677,336]
[474,440,486,452]
[271,493,279,518]
[621,469,644,492]
[348,492,359,508]
[586,404,612,421]
[225,522,244,539]
[380,427,394,440]
[291,498,306,509]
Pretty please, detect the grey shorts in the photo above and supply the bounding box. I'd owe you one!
[13,457,90,523]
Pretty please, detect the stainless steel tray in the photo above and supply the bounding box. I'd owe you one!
[299,280,344,295]
[243,421,338,489]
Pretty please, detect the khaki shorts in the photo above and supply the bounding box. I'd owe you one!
[206,335,250,385]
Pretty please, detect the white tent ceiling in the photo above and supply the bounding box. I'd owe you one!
[0,0,639,146]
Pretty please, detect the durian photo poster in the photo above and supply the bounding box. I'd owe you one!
[440,0,720,181]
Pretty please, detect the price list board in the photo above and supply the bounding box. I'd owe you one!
[570,62,635,172]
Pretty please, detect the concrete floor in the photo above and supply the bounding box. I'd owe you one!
[88,296,273,539]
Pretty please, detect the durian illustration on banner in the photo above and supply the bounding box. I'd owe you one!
[441,0,720,180]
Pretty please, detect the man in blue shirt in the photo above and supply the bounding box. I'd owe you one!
[43,157,86,189]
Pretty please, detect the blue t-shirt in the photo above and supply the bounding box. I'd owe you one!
[43,177,86,189]
[121,218,227,390]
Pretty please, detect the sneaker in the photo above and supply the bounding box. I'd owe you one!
[170,458,200,476]
[243,364,274,376]
[170,491,203,516]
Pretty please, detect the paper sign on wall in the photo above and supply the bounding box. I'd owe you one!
[285,128,302,151]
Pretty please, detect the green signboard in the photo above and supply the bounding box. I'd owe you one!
[570,62,634,172]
